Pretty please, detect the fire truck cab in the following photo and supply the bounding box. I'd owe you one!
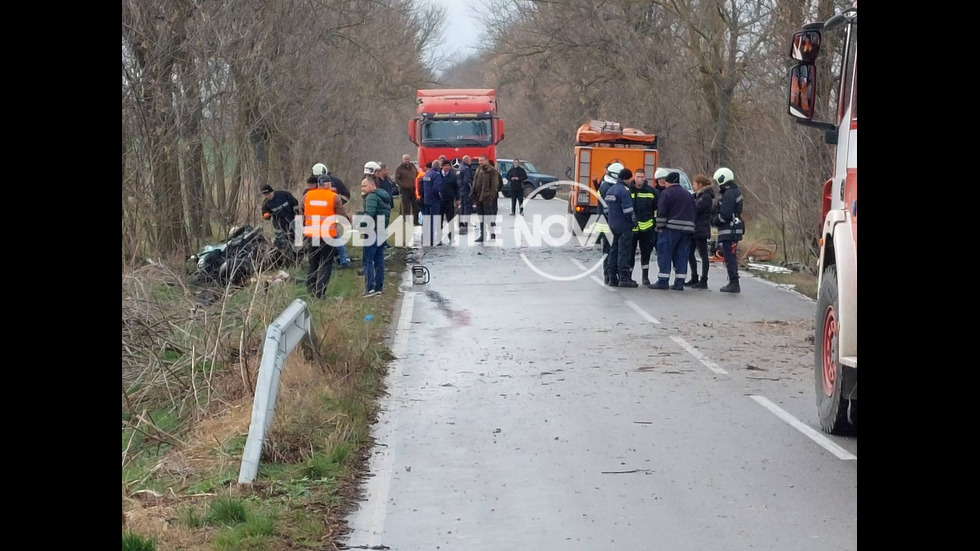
[786,2,857,434]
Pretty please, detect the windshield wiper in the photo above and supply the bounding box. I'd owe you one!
[454,138,488,146]
[421,139,450,146]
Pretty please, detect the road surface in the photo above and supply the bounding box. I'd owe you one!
[345,196,857,550]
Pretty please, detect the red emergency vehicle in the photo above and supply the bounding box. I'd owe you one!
[786,2,857,434]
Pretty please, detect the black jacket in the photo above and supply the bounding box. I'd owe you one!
[378,176,397,197]
[692,186,715,239]
[506,166,529,191]
[713,182,744,242]
[262,190,299,233]
[458,163,475,201]
[326,174,351,200]
[440,169,459,203]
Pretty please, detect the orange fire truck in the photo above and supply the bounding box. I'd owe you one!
[786,2,857,434]
[567,120,658,233]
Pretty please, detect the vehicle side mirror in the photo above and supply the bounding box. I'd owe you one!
[789,29,820,63]
[787,64,817,120]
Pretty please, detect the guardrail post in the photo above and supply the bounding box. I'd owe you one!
[238,299,311,484]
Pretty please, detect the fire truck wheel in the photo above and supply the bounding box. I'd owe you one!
[572,211,591,234]
[814,265,853,434]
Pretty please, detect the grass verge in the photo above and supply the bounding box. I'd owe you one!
[123,245,410,550]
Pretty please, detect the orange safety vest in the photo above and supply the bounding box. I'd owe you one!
[303,188,339,239]
[414,170,424,200]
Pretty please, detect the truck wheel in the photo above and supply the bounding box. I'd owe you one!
[573,211,590,234]
[523,182,535,198]
[814,265,853,434]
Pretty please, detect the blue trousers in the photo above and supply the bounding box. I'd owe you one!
[655,229,691,285]
[362,242,387,293]
[336,244,350,266]
[720,239,740,283]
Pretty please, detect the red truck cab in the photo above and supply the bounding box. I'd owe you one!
[408,89,506,170]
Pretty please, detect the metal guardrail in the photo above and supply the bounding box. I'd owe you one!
[238,299,313,484]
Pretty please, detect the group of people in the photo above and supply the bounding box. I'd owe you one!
[259,154,745,298]
[259,160,398,299]
[598,164,745,293]
[406,154,504,245]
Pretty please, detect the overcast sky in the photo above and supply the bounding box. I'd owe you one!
[424,0,483,65]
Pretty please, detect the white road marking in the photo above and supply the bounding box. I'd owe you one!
[347,291,416,547]
[669,336,728,375]
[571,258,617,292]
[624,300,660,325]
[391,291,416,361]
[749,395,857,461]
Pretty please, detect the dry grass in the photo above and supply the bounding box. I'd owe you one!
[122,248,407,549]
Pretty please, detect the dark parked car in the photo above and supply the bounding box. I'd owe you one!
[497,158,559,200]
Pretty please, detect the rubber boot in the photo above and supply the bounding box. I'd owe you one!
[642,268,650,287]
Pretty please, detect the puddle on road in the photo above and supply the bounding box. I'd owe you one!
[424,290,471,326]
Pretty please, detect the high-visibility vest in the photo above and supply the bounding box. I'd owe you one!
[303,188,339,239]
[415,171,424,200]
[632,190,657,232]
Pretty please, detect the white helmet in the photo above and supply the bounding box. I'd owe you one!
[713,167,734,185]
[312,162,328,176]
[653,167,670,180]
[604,162,625,184]
[363,161,382,175]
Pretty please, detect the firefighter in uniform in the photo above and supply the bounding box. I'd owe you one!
[712,167,745,293]
[627,169,658,286]
[605,167,639,287]
[303,179,351,298]
[596,162,624,286]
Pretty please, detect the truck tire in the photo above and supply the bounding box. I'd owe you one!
[573,211,590,234]
[814,265,854,434]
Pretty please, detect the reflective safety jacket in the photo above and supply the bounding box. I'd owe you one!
[303,188,339,239]
[713,182,744,242]
[630,183,658,232]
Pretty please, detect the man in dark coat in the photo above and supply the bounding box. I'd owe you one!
[421,160,445,246]
[457,155,475,234]
[260,184,300,241]
[471,155,500,243]
[439,161,459,241]
[506,160,529,216]
[649,171,696,291]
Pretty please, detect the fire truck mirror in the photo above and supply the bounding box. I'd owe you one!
[790,29,821,63]
[788,64,817,120]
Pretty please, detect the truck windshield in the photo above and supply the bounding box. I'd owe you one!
[421,119,493,147]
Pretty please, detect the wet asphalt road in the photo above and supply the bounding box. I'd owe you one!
[345,196,857,551]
